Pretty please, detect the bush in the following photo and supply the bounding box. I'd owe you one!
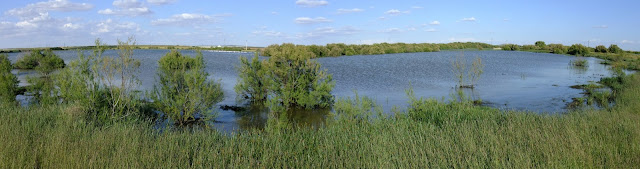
[501,44,520,51]
[14,49,65,72]
[535,41,546,48]
[595,45,608,53]
[149,50,224,126]
[567,44,590,56]
[608,44,623,54]
[235,54,269,102]
[548,44,567,54]
[237,43,334,112]
[0,54,18,103]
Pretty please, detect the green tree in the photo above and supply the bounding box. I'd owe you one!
[149,50,224,126]
[548,44,567,54]
[14,49,65,71]
[237,43,334,112]
[595,45,608,53]
[235,54,269,102]
[0,54,18,103]
[568,44,590,56]
[608,44,623,53]
[535,41,546,48]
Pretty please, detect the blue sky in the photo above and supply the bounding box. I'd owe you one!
[1,0,639,50]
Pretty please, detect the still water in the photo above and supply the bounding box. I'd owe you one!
[7,50,624,131]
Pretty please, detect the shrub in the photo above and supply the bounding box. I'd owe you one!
[149,50,224,126]
[0,54,18,103]
[567,44,590,56]
[548,44,567,54]
[14,49,65,72]
[235,54,269,102]
[237,43,335,112]
[535,41,546,48]
[501,44,520,51]
[608,44,623,54]
[595,45,608,53]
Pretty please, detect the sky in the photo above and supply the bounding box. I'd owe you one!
[1,0,639,50]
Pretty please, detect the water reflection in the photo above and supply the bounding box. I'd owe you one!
[232,104,331,131]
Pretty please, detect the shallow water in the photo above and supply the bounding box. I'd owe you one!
[6,50,626,132]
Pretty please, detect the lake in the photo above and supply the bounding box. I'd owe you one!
[6,49,625,132]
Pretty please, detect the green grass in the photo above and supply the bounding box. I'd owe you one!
[1,75,640,168]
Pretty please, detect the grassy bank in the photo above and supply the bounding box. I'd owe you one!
[1,73,639,167]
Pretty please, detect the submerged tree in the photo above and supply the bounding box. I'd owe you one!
[451,53,484,88]
[236,43,334,112]
[0,54,18,103]
[149,50,224,126]
[235,53,269,102]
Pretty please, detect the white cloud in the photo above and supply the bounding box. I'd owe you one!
[152,13,230,25]
[461,17,476,22]
[294,17,332,24]
[621,40,635,44]
[98,0,152,16]
[503,18,510,22]
[337,8,364,14]
[407,27,417,31]
[379,28,403,33]
[147,0,176,5]
[384,9,410,16]
[429,21,440,25]
[425,28,437,32]
[271,12,279,15]
[295,0,328,7]
[63,23,82,30]
[411,6,423,9]
[6,0,93,19]
[253,30,285,37]
[296,26,360,38]
[593,25,608,29]
[93,19,140,35]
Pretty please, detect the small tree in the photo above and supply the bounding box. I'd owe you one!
[149,50,224,126]
[608,44,623,53]
[567,44,590,56]
[235,53,269,102]
[535,41,546,48]
[595,45,608,53]
[0,54,18,103]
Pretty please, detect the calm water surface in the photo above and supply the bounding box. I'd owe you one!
[7,50,624,132]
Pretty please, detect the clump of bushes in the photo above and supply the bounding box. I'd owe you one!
[595,45,608,53]
[567,44,590,56]
[501,44,520,51]
[149,50,224,126]
[548,44,567,54]
[237,43,335,112]
[608,44,623,54]
[14,49,65,72]
[0,54,18,103]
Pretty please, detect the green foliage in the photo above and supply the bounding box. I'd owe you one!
[595,45,608,53]
[149,50,224,126]
[570,57,588,67]
[265,43,335,111]
[235,54,269,102]
[501,44,520,51]
[261,42,492,57]
[0,54,18,103]
[548,44,567,54]
[333,92,382,123]
[451,54,484,88]
[238,43,334,112]
[567,44,590,56]
[535,41,546,47]
[14,49,65,73]
[608,44,623,53]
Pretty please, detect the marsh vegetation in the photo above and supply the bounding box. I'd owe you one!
[1,38,639,167]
